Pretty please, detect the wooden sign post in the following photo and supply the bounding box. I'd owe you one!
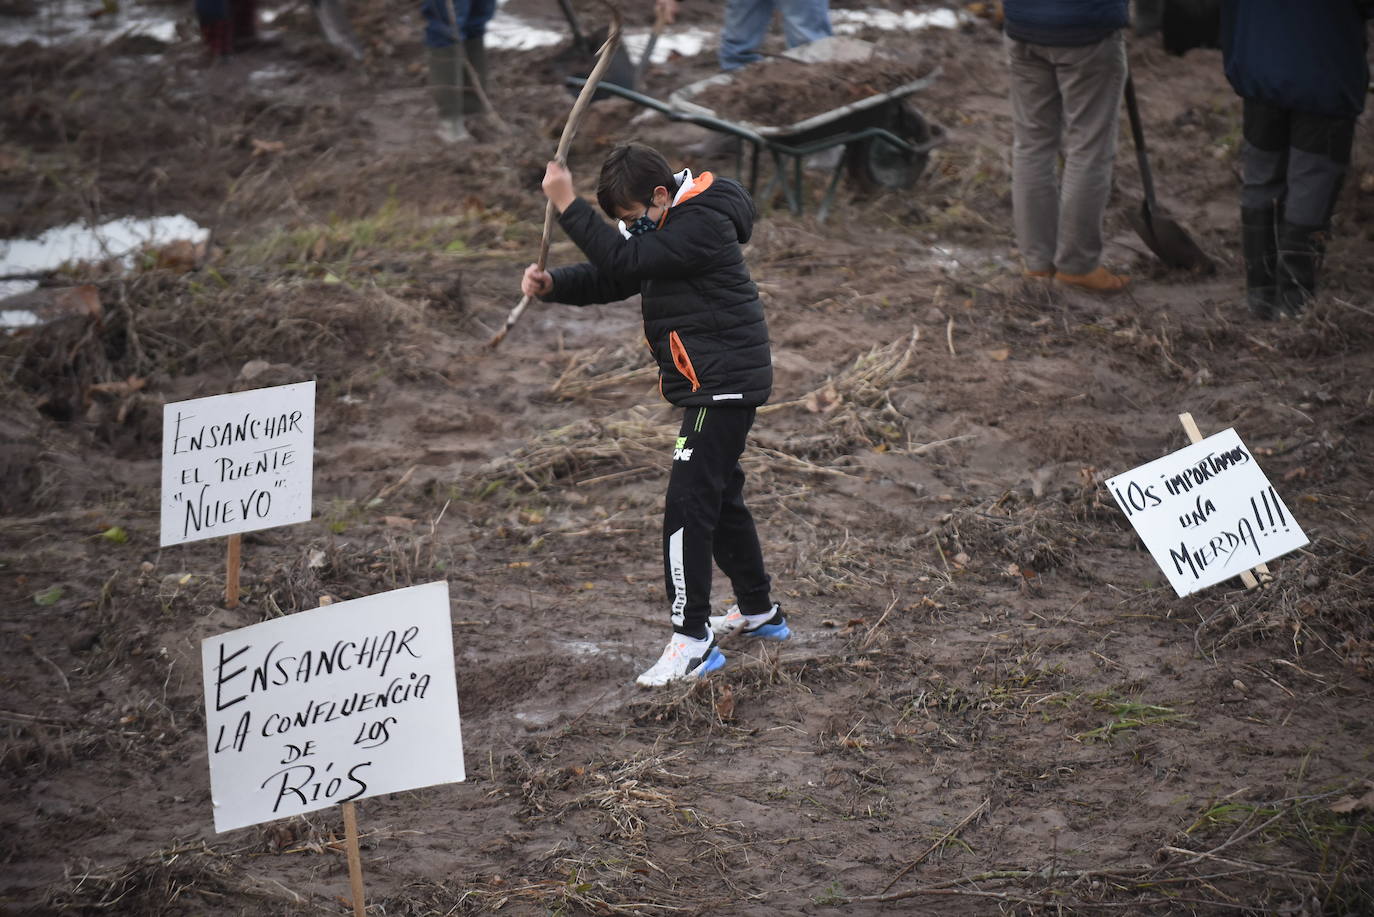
[160,382,316,608]
[315,594,368,917]
[1105,420,1308,597]
[342,799,366,917]
[1178,413,1272,589]
[201,581,465,907]
[226,534,243,608]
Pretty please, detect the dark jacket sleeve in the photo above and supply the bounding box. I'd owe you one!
[547,260,640,306]
[556,197,728,283]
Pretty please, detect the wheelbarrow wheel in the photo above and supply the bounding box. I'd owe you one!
[847,102,935,192]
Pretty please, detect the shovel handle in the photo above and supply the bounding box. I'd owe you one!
[556,0,592,53]
[634,8,667,85]
[1123,75,1159,213]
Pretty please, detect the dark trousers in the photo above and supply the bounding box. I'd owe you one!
[421,0,496,47]
[1240,97,1355,228]
[663,406,772,638]
[1240,98,1358,311]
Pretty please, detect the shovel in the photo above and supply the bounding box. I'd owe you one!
[555,0,636,96]
[1123,74,1214,273]
[632,6,667,88]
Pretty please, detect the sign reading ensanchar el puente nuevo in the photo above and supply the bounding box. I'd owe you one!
[1105,428,1308,597]
[201,581,465,833]
[161,382,316,547]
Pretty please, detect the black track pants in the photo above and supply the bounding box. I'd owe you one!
[662,406,772,638]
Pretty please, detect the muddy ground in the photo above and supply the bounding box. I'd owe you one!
[2,1,1373,914]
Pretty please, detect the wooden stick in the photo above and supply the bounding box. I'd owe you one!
[461,56,509,132]
[317,594,366,914]
[488,3,624,349]
[882,797,989,892]
[225,533,242,609]
[1177,413,1270,589]
[342,801,366,917]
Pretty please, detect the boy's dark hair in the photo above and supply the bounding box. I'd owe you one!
[596,143,676,217]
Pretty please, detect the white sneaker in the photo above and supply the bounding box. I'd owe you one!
[635,629,726,687]
[709,603,791,640]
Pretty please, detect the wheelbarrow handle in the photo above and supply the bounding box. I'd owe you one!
[1123,75,1159,213]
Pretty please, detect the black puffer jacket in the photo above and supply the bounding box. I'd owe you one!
[547,172,772,408]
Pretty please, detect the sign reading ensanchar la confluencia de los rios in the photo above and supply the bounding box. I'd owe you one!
[161,382,315,547]
[201,581,465,833]
[1105,428,1308,597]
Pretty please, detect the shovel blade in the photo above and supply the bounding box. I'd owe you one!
[556,27,637,99]
[1128,201,1215,274]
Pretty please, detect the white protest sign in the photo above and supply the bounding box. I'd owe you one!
[161,382,315,547]
[1105,428,1307,597]
[201,580,464,833]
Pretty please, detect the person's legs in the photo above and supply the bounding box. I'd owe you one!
[1005,35,1064,276]
[422,0,470,141]
[662,406,753,639]
[1053,31,1127,277]
[641,407,745,687]
[1276,108,1357,315]
[195,0,233,55]
[709,416,772,615]
[1239,97,1288,319]
[777,0,833,49]
[719,0,776,70]
[458,0,496,112]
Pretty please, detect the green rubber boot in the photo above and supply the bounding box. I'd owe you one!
[462,36,487,114]
[427,44,470,143]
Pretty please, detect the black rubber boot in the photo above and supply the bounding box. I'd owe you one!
[1240,205,1278,320]
[1276,221,1324,318]
[462,36,487,114]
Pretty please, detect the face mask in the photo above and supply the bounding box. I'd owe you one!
[626,212,658,236]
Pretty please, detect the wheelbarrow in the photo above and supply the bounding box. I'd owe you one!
[570,37,945,221]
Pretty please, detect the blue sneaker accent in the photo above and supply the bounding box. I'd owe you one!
[746,620,791,641]
[696,646,727,675]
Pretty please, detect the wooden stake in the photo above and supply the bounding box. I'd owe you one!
[225,533,242,608]
[488,2,625,349]
[342,800,366,917]
[1178,412,1271,589]
[318,594,366,915]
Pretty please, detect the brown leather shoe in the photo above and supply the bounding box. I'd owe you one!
[1055,266,1129,293]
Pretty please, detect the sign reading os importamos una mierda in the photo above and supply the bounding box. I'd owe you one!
[1105,428,1308,597]
[201,581,465,833]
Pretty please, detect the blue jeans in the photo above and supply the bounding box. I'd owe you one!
[718,0,833,70]
[422,0,495,47]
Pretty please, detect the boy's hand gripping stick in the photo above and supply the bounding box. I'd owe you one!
[488,2,623,350]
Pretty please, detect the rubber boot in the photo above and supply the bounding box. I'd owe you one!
[462,36,487,114]
[231,0,259,49]
[1241,205,1278,320]
[427,44,470,143]
[1276,222,1324,318]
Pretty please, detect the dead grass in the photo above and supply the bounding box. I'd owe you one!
[1188,533,1374,672]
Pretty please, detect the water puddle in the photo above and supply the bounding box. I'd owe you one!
[832,7,964,34]
[0,0,181,46]
[0,215,209,302]
[486,4,963,56]
[0,310,43,329]
[919,243,1011,274]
